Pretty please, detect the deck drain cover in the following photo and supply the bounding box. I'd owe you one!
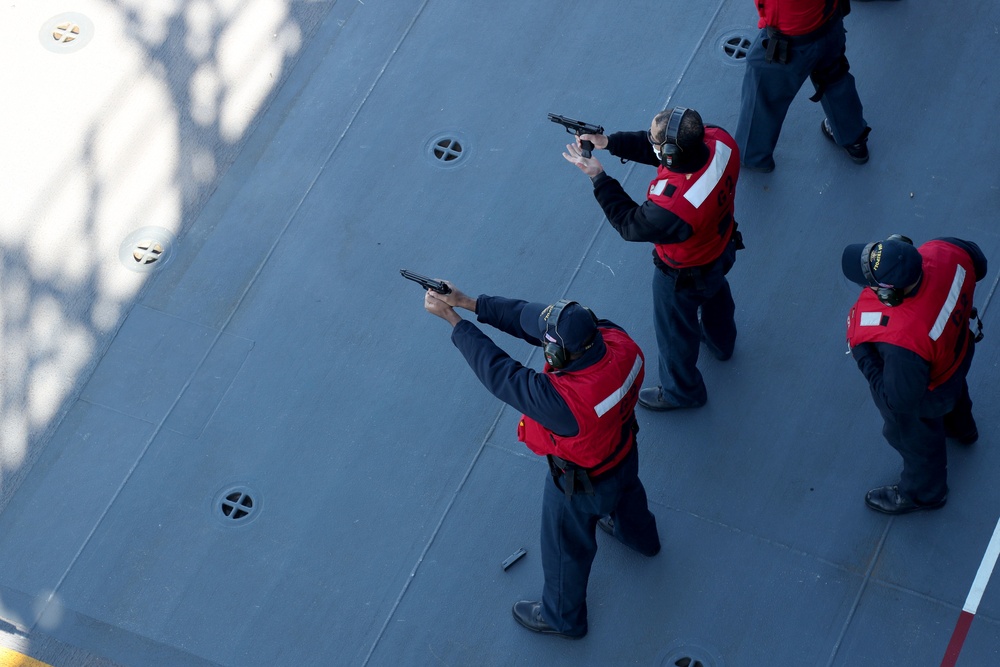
[658,640,724,667]
[39,13,95,54]
[424,132,470,168]
[119,226,176,273]
[214,485,261,525]
[717,30,755,65]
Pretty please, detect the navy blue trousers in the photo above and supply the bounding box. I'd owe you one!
[879,412,950,504]
[540,447,660,636]
[652,243,737,407]
[876,347,976,504]
[735,17,866,170]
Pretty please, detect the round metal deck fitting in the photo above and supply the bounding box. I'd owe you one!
[119,227,177,273]
[39,13,95,54]
[716,30,755,65]
[214,485,261,526]
[658,639,725,667]
[424,131,470,168]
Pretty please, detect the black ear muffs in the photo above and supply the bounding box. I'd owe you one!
[543,300,574,369]
[542,300,599,369]
[861,234,914,307]
[660,107,687,168]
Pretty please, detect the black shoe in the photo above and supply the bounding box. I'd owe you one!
[947,427,979,445]
[638,387,703,412]
[597,516,615,537]
[864,485,946,515]
[821,119,870,164]
[698,311,732,361]
[511,601,585,639]
[702,339,732,361]
[944,414,979,445]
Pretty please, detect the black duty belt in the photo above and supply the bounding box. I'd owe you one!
[764,17,836,64]
[658,221,742,288]
[547,418,639,498]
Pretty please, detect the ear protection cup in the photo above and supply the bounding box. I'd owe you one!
[542,300,599,369]
[543,300,574,369]
[860,234,914,307]
[660,107,687,167]
[876,285,905,308]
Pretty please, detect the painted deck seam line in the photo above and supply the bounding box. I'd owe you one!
[670,502,1000,623]
[668,504,887,577]
[659,1,729,115]
[361,389,510,665]
[73,399,158,426]
[825,519,892,667]
[32,0,433,637]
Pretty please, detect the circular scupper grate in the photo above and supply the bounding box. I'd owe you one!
[221,490,254,520]
[39,13,95,54]
[133,241,164,265]
[717,30,755,65]
[673,659,704,667]
[433,138,463,162]
[659,640,724,667]
[214,485,261,526]
[424,132,470,168]
[119,227,176,273]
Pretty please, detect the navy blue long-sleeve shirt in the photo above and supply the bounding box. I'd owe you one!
[448,295,617,438]
[851,238,987,416]
[590,131,694,254]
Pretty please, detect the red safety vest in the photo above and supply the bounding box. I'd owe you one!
[846,241,977,390]
[647,127,740,269]
[518,328,644,472]
[756,0,839,34]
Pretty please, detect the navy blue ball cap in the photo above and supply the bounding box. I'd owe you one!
[519,301,598,353]
[842,239,923,289]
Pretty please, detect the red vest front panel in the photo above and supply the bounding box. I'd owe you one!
[518,328,644,470]
[846,241,977,389]
[756,0,837,34]
[647,127,740,269]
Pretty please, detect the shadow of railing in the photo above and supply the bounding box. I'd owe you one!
[0,0,339,659]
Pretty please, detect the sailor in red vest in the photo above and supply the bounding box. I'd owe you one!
[736,0,870,172]
[423,283,660,639]
[563,107,744,411]
[842,235,987,514]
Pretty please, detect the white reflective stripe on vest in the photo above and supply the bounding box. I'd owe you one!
[683,140,732,208]
[594,355,643,418]
[929,264,967,341]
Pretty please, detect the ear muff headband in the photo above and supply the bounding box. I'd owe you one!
[661,107,687,167]
[543,299,575,369]
[542,300,599,369]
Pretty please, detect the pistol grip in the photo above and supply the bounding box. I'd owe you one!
[581,139,594,159]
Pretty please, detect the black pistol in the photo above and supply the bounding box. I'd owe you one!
[548,113,604,158]
[400,269,451,294]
